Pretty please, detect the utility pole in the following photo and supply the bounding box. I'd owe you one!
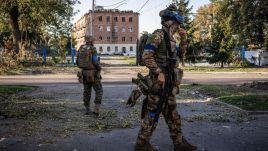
[90,0,95,36]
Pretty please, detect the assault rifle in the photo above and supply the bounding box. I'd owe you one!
[152,29,177,127]
[127,73,150,119]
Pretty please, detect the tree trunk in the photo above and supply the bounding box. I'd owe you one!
[9,5,21,53]
[221,61,224,68]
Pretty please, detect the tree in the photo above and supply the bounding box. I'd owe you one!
[239,0,268,48]
[0,0,79,57]
[191,3,215,64]
[192,4,214,45]
[173,0,202,64]
[0,13,11,49]
[193,0,267,67]
[207,0,236,67]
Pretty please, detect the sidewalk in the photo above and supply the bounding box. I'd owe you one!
[0,70,268,85]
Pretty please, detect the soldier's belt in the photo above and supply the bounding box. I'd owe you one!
[155,56,177,67]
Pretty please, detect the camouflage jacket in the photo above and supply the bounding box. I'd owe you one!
[142,27,187,74]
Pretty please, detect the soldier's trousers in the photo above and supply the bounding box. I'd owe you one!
[83,72,103,107]
[136,92,183,145]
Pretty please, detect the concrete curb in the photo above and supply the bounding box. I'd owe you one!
[211,98,268,115]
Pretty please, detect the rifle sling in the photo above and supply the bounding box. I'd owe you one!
[153,29,175,124]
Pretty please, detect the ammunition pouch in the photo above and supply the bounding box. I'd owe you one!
[95,71,102,80]
[155,56,168,67]
[82,70,95,83]
[174,68,183,85]
[173,68,183,94]
[77,71,83,83]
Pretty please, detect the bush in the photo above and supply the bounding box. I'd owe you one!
[233,59,255,67]
[0,50,55,75]
[52,56,61,64]
[0,50,20,74]
[19,51,43,66]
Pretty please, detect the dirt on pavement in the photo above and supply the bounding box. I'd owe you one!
[0,83,267,151]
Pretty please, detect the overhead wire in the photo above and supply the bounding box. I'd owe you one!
[143,1,167,12]
[137,0,150,13]
[102,0,128,7]
[87,0,129,24]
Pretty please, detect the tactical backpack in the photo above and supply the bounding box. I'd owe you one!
[77,45,95,70]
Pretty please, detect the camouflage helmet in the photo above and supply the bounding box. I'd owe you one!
[159,3,184,24]
[85,35,95,42]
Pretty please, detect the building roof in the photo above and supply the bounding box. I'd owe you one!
[89,8,139,14]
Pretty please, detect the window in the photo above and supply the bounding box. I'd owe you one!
[130,46,133,51]
[107,26,111,32]
[98,25,103,31]
[122,17,125,22]
[129,27,133,32]
[114,26,118,32]
[114,16,118,22]
[107,46,111,52]
[122,37,125,41]
[129,17,133,22]
[130,37,133,42]
[122,27,126,32]
[113,36,118,42]
[99,36,102,40]
[106,16,110,22]
[115,46,118,52]
[98,16,102,22]
[99,46,103,52]
[107,36,110,41]
[122,47,126,53]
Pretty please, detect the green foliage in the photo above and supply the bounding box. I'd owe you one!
[0,0,78,54]
[52,56,61,64]
[193,0,268,66]
[174,0,205,62]
[186,41,204,63]
[206,1,237,67]
[238,0,267,47]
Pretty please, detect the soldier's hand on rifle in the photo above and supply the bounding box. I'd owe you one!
[158,72,165,88]
[127,88,142,107]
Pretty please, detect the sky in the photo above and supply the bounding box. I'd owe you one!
[72,0,211,33]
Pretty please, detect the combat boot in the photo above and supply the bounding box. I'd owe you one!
[135,142,158,151]
[93,104,100,116]
[174,137,197,151]
[85,106,90,115]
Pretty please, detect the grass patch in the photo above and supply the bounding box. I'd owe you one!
[183,84,268,111]
[0,85,36,95]
[219,95,268,111]
[182,66,268,72]
[124,57,136,65]
[4,66,80,75]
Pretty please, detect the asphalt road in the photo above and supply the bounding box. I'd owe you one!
[0,72,267,85]
[1,83,267,151]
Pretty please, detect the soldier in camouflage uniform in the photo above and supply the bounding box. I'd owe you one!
[77,36,103,116]
[134,4,196,151]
